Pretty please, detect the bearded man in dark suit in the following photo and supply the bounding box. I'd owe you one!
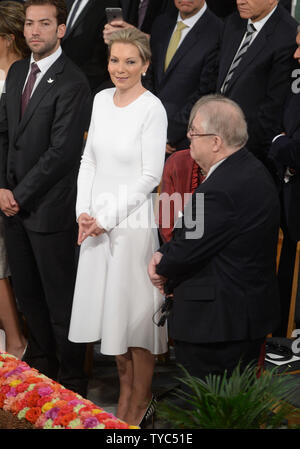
[0,0,91,396]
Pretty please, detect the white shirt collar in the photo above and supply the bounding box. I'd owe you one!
[30,46,62,75]
[203,158,227,182]
[248,4,278,33]
[176,2,207,28]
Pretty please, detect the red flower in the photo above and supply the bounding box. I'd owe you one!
[55,412,77,427]
[0,385,10,394]
[25,391,40,407]
[102,419,126,429]
[78,405,93,415]
[25,376,42,384]
[96,412,113,422]
[37,395,53,407]
[16,382,30,393]
[0,393,5,408]
[57,405,74,416]
[25,407,42,423]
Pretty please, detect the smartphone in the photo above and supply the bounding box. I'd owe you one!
[105,7,123,23]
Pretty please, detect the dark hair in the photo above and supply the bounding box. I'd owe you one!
[24,0,67,26]
[0,1,30,58]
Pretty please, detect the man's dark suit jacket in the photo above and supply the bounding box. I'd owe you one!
[121,0,176,33]
[149,8,223,149]
[62,0,119,92]
[269,92,300,243]
[217,5,298,162]
[206,0,236,18]
[0,52,91,232]
[156,148,281,344]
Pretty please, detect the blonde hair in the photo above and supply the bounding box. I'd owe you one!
[107,28,151,64]
[0,1,30,58]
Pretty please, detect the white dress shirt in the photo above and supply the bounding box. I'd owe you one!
[233,5,278,59]
[23,46,62,96]
[172,2,207,48]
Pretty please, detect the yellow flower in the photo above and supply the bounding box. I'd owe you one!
[42,402,55,412]
[9,380,22,387]
[92,409,101,415]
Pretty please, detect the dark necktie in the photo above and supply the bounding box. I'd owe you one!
[138,0,149,29]
[221,23,256,94]
[21,62,40,117]
[64,0,82,39]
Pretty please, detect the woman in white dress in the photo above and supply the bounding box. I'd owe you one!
[0,1,29,358]
[68,28,168,426]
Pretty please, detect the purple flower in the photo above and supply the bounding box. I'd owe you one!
[84,417,98,429]
[38,386,53,396]
[45,407,60,420]
[69,399,82,406]
[6,387,17,397]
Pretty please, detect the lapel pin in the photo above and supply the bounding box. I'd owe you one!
[47,78,54,84]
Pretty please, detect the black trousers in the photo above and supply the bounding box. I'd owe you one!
[174,337,265,381]
[4,216,87,397]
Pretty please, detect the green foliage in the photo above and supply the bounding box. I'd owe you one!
[157,364,300,429]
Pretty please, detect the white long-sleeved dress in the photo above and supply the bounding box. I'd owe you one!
[68,88,168,355]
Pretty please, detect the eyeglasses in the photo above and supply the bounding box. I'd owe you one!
[187,127,217,139]
[188,133,217,138]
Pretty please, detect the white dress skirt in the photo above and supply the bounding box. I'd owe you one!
[68,89,169,356]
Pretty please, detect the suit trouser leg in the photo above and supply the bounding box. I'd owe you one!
[4,216,87,396]
[174,338,265,380]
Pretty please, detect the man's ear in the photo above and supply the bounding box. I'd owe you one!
[57,23,66,40]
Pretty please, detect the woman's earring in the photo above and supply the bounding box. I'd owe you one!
[142,72,146,77]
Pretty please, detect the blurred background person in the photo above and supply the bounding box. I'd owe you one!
[147,0,223,153]
[61,0,117,93]
[68,29,168,427]
[268,26,300,335]
[0,0,29,358]
[217,0,298,174]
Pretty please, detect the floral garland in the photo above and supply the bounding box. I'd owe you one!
[0,351,138,429]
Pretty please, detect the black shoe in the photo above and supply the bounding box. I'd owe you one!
[139,395,157,429]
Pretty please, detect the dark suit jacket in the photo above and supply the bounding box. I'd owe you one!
[280,0,292,12]
[62,0,119,92]
[149,8,223,149]
[121,0,176,33]
[0,52,91,233]
[206,0,236,18]
[269,91,300,242]
[156,148,281,344]
[217,5,298,161]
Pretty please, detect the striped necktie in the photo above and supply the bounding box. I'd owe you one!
[164,21,188,71]
[64,0,82,39]
[221,23,256,94]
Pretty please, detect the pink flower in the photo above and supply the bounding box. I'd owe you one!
[37,386,53,397]
[84,417,99,429]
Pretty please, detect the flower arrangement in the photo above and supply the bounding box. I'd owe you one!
[0,351,137,429]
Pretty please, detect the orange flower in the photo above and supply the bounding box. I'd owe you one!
[57,412,77,427]
[25,407,42,423]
